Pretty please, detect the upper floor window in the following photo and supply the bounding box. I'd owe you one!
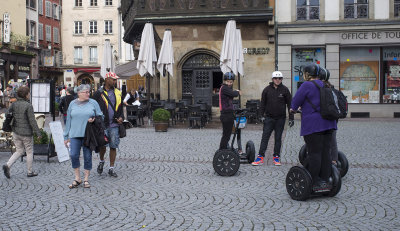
[104,20,112,34]
[74,47,83,64]
[90,0,98,6]
[105,0,112,6]
[344,0,368,19]
[45,1,52,17]
[46,25,52,42]
[53,4,60,20]
[38,0,43,14]
[74,21,82,34]
[53,27,59,43]
[296,0,320,20]
[89,21,98,34]
[29,21,36,41]
[27,0,36,9]
[39,23,44,40]
[89,46,98,64]
[395,0,400,17]
[75,0,82,7]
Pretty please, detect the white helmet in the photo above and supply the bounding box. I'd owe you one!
[272,71,283,79]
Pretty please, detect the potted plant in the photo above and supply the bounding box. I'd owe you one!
[54,102,60,117]
[10,33,29,51]
[153,108,170,132]
[33,129,56,162]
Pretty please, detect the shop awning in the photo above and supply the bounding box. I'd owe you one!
[115,60,139,79]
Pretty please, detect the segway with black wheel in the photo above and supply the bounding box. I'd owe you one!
[213,109,256,176]
[298,144,349,177]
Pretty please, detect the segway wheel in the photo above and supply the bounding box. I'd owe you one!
[213,149,240,176]
[326,165,342,197]
[245,141,256,164]
[337,151,349,177]
[286,166,312,201]
[298,144,307,166]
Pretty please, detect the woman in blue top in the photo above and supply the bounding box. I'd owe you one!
[64,84,103,189]
[290,64,337,192]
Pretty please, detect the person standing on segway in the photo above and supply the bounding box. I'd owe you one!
[290,63,337,192]
[219,72,241,150]
[252,71,294,166]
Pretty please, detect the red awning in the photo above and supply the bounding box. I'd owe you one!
[73,68,100,73]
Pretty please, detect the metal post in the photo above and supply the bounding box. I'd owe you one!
[238,73,241,107]
[167,71,170,101]
[147,73,151,125]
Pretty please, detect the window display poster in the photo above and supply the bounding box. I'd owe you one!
[31,83,51,113]
[339,61,379,103]
[292,48,325,95]
[341,90,353,103]
[369,90,379,103]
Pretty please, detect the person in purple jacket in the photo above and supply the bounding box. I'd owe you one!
[219,72,241,150]
[290,63,337,192]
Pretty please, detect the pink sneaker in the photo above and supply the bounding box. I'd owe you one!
[273,156,281,166]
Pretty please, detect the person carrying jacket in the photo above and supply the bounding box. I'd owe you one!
[252,71,294,166]
[3,86,41,178]
[59,87,75,124]
[93,72,124,178]
[219,72,241,150]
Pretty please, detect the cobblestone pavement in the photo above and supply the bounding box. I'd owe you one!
[1,119,399,230]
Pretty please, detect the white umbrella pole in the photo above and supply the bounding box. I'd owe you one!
[147,73,151,125]
[168,72,170,101]
[238,73,241,107]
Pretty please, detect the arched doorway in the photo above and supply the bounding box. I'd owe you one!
[77,73,94,86]
[182,53,222,105]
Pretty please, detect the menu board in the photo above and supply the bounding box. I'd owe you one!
[31,83,51,113]
[49,121,70,163]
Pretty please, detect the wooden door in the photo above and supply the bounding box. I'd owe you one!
[127,74,146,92]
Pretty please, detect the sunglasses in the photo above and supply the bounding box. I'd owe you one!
[273,77,283,80]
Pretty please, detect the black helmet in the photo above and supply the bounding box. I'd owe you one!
[318,67,330,81]
[304,63,320,77]
[223,72,235,81]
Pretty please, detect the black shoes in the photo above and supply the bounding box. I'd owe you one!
[27,172,38,177]
[97,162,104,175]
[312,179,332,192]
[3,165,10,179]
[108,168,118,177]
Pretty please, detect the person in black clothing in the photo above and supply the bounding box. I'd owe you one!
[252,71,294,166]
[219,72,241,150]
[59,87,75,124]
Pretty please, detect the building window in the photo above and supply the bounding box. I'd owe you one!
[27,0,36,9]
[125,44,134,61]
[53,4,60,20]
[74,47,83,64]
[90,0,97,6]
[29,21,36,41]
[45,25,52,42]
[344,0,368,19]
[296,0,320,20]
[89,21,98,34]
[382,47,400,103]
[291,48,326,95]
[395,0,400,17]
[53,27,59,43]
[38,0,43,15]
[104,20,112,34]
[75,0,82,7]
[89,46,98,63]
[45,1,52,17]
[105,0,112,6]
[39,23,43,40]
[340,47,380,103]
[74,21,82,34]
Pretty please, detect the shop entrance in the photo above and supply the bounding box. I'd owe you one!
[77,74,94,87]
[182,53,222,105]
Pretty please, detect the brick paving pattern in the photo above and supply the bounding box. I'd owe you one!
[1,119,399,230]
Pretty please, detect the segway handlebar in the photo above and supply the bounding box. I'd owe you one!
[234,108,248,117]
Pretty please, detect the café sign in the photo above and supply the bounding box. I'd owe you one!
[243,48,270,55]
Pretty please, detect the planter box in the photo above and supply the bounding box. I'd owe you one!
[154,122,168,132]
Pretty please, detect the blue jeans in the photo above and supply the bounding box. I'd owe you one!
[258,117,286,157]
[70,138,92,170]
[105,126,120,149]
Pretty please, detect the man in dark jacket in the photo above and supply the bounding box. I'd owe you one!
[252,71,294,166]
[59,87,75,124]
[93,73,124,177]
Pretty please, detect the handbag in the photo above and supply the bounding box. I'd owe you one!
[102,91,126,138]
[2,107,14,132]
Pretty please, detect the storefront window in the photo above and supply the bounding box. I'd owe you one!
[292,48,325,95]
[383,47,400,103]
[340,47,380,103]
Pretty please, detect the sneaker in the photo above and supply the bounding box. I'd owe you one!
[97,162,104,175]
[108,168,118,177]
[273,156,281,166]
[3,165,10,179]
[252,155,264,166]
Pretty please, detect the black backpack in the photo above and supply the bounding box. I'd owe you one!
[307,81,348,120]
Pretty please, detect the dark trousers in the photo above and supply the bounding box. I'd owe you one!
[303,130,333,181]
[219,112,234,150]
[258,117,286,157]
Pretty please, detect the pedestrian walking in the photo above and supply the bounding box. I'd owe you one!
[290,63,337,191]
[4,85,15,108]
[2,86,41,178]
[63,84,103,189]
[252,71,294,166]
[93,73,124,177]
[219,72,241,150]
[59,87,75,125]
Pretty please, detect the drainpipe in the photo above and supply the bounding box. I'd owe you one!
[274,0,278,71]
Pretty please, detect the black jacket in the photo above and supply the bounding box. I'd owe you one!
[93,88,124,128]
[84,116,106,152]
[219,84,239,113]
[59,95,75,115]
[260,82,294,120]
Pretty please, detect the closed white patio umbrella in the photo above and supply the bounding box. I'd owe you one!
[220,20,239,76]
[157,29,174,101]
[100,39,114,78]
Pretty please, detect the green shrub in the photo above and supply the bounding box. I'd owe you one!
[54,102,59,111]
[153,108,170,122]
[34,129,49,144]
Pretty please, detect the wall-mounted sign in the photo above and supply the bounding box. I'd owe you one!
[18,65,30,72]
[243,48,270,55]
[340,31,400,44]
[44,56,54,66]
[3,13,10,43]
